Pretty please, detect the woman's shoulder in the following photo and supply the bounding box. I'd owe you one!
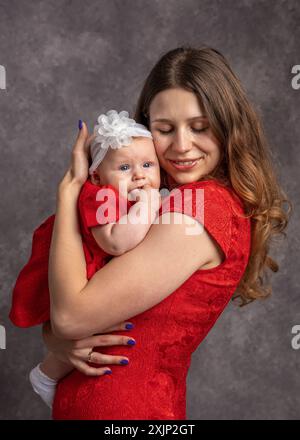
[171,177,230,195]
[160,178,250,268]
[175,178,247,217]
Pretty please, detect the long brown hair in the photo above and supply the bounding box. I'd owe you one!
[134,46,292,307]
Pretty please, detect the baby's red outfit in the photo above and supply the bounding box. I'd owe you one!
[9,180,133,327]
[10,179,252,420]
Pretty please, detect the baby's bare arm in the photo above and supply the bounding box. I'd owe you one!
[91,188,161,256]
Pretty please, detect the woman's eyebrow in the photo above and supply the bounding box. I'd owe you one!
[151,116,207,123]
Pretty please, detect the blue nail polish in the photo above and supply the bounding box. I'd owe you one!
[125,323,134,329]
[127,339,136,345]
[120,359,129,365]
[78,119,83,130]
[104,370,112,375]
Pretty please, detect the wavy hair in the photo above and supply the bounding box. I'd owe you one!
[134,46,292,307]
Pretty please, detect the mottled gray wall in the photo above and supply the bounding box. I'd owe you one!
[0,0,299,420]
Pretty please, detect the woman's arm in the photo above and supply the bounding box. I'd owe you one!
[42,320,137,376]
[49,123,216,339]
[50,190,215,339]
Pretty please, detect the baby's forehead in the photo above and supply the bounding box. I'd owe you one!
[131,135,155,148]
[111,138,156,161]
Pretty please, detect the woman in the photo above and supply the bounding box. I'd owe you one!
[43,46,291,420]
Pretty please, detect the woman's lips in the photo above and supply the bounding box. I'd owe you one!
[168,158,204,170]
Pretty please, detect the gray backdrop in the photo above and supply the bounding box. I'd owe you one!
[0,0,299,420]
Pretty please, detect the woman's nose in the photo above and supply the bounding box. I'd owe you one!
[171,130,193,154]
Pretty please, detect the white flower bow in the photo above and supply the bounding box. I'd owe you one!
[89,110,153,174]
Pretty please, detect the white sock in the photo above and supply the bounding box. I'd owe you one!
[29,363,58,409]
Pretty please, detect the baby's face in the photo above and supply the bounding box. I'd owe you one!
[92,137,161,196]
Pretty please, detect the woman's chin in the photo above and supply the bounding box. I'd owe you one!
[167,170,204,187]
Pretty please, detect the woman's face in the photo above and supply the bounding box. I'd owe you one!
[149,88,222,188]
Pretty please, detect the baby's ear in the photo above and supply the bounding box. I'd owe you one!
[91,172,101,185]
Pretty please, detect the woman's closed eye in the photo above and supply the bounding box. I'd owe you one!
[192,127,209,133]
[157,127,208,135]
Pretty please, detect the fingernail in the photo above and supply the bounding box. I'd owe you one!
[127,339,136,345]
[120,359,129,365]
[125,323,134,329]
[78,119,83,130]
[104,370,112,375]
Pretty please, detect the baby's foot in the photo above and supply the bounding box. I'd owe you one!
[29,364,58,409]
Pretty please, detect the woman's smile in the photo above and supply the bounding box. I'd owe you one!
[168,157,205,170]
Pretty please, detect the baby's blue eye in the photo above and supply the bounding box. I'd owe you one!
[119,164,130,171]
[143,162,153,168]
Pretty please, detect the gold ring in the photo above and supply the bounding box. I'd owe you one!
[87,349,93,363]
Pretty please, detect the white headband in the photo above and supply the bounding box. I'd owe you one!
[89,110,153,174]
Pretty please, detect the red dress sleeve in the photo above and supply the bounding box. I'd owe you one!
[78,181,132,233]
[159,180,233,262]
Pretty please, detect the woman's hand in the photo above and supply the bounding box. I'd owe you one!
[42,321,136,377]
[58,121,94,194]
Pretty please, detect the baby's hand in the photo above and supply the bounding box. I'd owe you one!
[128,186,161,208]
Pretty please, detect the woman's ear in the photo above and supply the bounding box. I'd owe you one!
[91,172,101,185]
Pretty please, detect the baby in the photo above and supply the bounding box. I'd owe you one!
[14,110,161,409]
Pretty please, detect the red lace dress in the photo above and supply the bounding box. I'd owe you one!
[50,179,251,420]
[9,180,133,327]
